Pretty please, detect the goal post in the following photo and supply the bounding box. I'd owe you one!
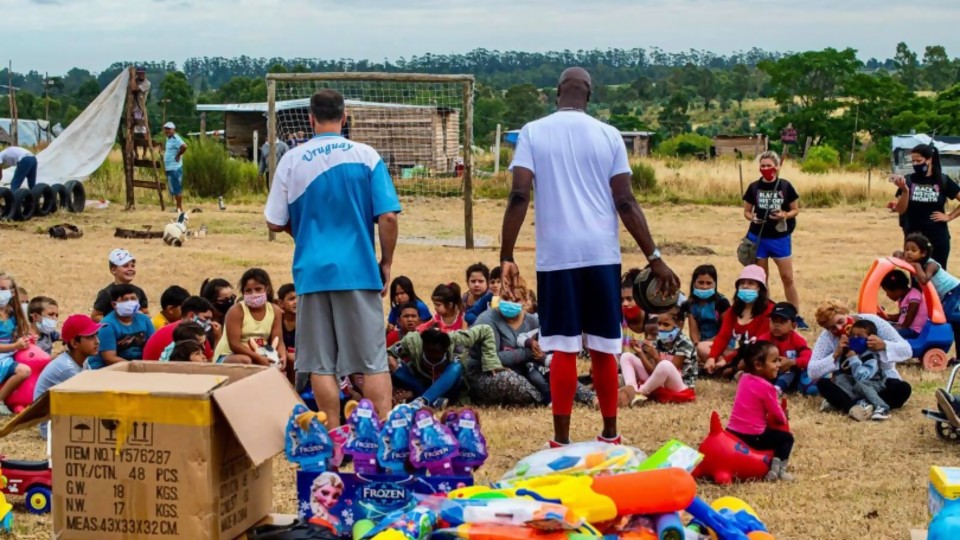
[266,72,475,248]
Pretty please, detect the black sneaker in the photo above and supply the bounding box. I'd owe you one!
[796,316,810,330]
[871,406,891,421]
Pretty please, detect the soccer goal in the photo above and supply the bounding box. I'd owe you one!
[266,72,476,248]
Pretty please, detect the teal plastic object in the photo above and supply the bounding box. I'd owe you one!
[930,504,960,540]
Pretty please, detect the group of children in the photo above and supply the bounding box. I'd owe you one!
[5,231,958,483]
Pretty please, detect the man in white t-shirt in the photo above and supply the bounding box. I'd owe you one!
[0,145,38,190]
[500,67,679,447]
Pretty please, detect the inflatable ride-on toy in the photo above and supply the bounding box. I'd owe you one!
[3,341,52,414]
[858,257,954,372]
[0,455,53,514]
[692,406,790,485]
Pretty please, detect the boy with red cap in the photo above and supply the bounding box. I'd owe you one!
[33,314,103,439]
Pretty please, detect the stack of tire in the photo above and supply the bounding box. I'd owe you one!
[0,181,85,221]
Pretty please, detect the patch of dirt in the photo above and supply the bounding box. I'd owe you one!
[623,240,717,257]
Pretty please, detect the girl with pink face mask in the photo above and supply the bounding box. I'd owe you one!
[213,268,286,367]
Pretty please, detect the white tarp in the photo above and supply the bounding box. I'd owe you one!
[1,69,129,187]
[892,134,960,154]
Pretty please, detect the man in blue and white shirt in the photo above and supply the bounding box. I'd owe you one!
[163,122,187,213]
[265,89,400,427]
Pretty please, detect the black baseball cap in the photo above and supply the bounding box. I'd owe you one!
[771,302,798,322]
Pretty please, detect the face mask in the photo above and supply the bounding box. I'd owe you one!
[215,298,235,313]
[658,328,680,342]
[39,317,58,334]
[498,300,523,319]
[913,163,929,176]
[193,316,212,332]
[760,168,777,181]
[622,304,642,321]
[736,288,759,303]
[848,336,868,355]
[115,300,140,317]
[693,288,715,300]
[0,290,10,308]
[244,293,267,308]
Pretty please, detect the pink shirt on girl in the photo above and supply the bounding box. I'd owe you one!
[898,288,928,334]
[417,312,465,333]
[727,373,788,435]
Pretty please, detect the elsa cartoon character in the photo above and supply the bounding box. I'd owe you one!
[309,472,344,533]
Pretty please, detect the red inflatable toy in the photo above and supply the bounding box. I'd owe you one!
[692,401,790,485]
[4,344,51,414]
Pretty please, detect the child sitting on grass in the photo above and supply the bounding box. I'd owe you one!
[880,269,928,339]
[834,319,891,421]
[160,321,206,361]
[213,268,285,366]
[277,283,297,383]
[617,310,697,407]
[463,262,491,310]
[902,232,960,354]
[0,272,32,415]
[387,302,421,347]
[387,276,432,329]
[34,314,103,438]
[153,285,189,330]
[759,302,815,396]
[725,341,794,481]
[684,264,731,363]
[92,249,149,321]
[419,283,466,332]
[88,284,155,369]
[200,277,235,330]
[28,296,60,355]
[705,265,774,378]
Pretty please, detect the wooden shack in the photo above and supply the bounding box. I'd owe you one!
[197,99,460,174]
[712,134,768,158]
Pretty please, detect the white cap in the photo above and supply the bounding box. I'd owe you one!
[109,248,135,267]
[163,122,176,129]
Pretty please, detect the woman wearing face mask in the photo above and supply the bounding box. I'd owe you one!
[892,144,960,269]
[201,277,236,327]
[704,265,775,378]
[807,299,913,420]
[742,151,804,327]
[213,268,285,367]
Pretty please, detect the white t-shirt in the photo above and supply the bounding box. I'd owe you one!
[510,111,631,272]
[0,146,33,168]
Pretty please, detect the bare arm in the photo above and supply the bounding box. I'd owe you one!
[270,305,287,365]
[378,212,398,296]
[611,173,680,292]
[743,202,755,222]
[687,314,701,343]
[266,222,292,235]
[500,167,533,262]
[100,350,125,366]
[914,262,937,286]
[900,301,920,329]
[894,179,910,214]
[225,306,266,364]
[176,144,187,162]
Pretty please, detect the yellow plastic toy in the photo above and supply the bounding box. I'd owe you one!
[707,497,773,540]
[371,530,408,540]
[0,468,13,533]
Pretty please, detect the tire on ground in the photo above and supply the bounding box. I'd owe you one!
[51,183,69,210]
[31,183,57,217]
[0,187,13,220]
[11,188,36,221]
[63,180,86,213]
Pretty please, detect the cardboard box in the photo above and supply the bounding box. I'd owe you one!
[930,466,960,518]
[0,362,300,540]
[296,471,473,537]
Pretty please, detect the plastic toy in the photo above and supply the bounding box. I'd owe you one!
[444,409,488,476]
[437,523,657,540]
[449,468,697,525]
[923,364,960,443]
[379,404,415,474]
[686,496,773,540]
[930,504,960,540]
[858,256,954,371]
[637,440,703,473]
[0,466,12,532]
[409,409,459,475]
[0,456,53,514]
[434,496,581,530]
[693,412,774,485]
[363,505,437,540]
[497,442,645,487]
[345,399,384,474]
[5,341,52,413]
[284,404,334,472]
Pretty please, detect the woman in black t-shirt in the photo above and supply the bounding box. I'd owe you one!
[893,144,960,269]
[742,151,805,326]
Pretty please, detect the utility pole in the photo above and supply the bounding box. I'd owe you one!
[160,98,171,125]
[850,104,860,165]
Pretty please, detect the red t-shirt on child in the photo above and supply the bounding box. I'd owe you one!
[757,330,812,370]
[708,301,774,359]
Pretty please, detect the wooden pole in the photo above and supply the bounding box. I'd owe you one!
[123,67,136,210]
[867,168,872,197]
[267,79,277,242]
[199,113,206,139]
[463,80,475,250]
[252,130,259,167]
[850,105,859,165]
[738,162,744,197]
[493,123,501,175]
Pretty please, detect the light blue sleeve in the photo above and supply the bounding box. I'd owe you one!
[370,158,401,219]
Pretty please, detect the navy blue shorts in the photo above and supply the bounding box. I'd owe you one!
[747,232,792,259]
[537,264,622,354]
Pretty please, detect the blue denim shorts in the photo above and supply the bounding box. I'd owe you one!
[165,168,184,196]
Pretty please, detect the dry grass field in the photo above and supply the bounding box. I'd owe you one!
[1,187,958,539]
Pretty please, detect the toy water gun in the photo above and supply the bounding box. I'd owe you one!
[686,496,773,540]
[440,523,657,540]
[436,496,582,530]
[363,505,437,540]
[449,469,697,526]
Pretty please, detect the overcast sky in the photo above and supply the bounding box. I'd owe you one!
[11,0,960,74]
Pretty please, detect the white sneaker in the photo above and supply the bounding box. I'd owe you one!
[819,399,837,413]
[0,402,12,416]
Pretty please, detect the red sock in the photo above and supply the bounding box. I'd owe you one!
[550,351,578,416]
[589,349,619,418]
